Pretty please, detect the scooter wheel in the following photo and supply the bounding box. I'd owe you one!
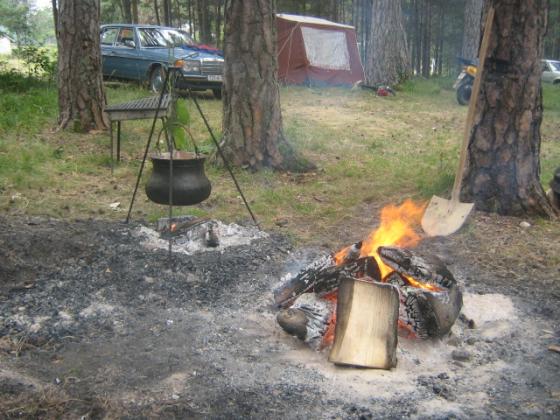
[456,84,472,105]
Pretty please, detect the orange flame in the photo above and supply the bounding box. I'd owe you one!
[335,199,426,278]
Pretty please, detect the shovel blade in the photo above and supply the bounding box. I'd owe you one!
[421,195,474,237]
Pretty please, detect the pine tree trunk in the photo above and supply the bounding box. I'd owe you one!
[221,0,312,172]
[365,0,410,85]
[215,2,223,49]
[462,0,558,217]
[197,0,211,43]
[131,0,138,23]
[163,0,171,26]
[461,0,484,61]
[121,0,132,23]
[421,0,431,77]
[414,0,422,75]
[154,0,161,25]
[56,0,107,132]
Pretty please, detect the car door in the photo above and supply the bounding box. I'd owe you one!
[100,27,120,78]
[112,27,141,80]
[542,61,554,83]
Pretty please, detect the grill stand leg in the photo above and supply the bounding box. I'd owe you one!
[117,121,121,162]
[110,120,114,175]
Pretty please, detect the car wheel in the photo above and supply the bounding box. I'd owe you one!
[149,66,166,93]
[553,79,560,86]
[212,88,223,100]
[456,83,472,106]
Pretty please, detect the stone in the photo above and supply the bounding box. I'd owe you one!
[519,221,531,228]
[451,349,471,362]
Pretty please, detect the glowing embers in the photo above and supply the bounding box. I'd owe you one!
[275,200,463,356]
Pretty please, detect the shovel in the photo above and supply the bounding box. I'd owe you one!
[422,7,494,237]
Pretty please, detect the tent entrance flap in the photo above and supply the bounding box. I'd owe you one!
[301,27,351,71]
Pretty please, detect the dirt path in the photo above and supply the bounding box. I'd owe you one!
[0,215,559,418]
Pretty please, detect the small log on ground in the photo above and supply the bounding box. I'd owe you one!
[274,250,380,308]
[329,277,399,369]
[277,294,335,349]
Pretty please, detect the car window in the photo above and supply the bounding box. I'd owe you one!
[550,61,560,72]
[138,28,169,48]
[101,28,118,45]
[161,28,194,47]
[116,27,135,48]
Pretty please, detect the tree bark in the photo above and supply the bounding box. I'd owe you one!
[154,0,161,25]
[421,0,431,77]
[221,0,312,172]
[121,0,132,23]
[461,0,484,61]
[364,0,410,85]
[197,0,212,43]
[56,0,107,132]
[462,0,558,217]
[163,0,171,26]
[131,0,139,23]
[51,0,58,31]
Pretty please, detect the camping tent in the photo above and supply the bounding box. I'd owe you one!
[276,13,364,86]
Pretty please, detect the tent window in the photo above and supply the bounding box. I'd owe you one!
[301,27,350,71]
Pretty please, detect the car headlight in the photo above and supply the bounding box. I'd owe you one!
[175,59,201,74]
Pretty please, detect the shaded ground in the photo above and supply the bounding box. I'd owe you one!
[0,212,559,419]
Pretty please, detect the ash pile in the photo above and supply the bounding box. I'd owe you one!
[0,216,288,347]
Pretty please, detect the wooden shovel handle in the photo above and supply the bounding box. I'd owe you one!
[452,6,495,202]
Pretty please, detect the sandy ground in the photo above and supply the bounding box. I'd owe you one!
[0,214,559,419]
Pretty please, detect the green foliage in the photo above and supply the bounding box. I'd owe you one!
[0,0,30,43]
[13,45,57,80]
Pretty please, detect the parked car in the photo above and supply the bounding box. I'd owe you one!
[542,59,560,84]
[100,24,224,98]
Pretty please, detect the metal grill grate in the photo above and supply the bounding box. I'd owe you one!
[105,94,171,113]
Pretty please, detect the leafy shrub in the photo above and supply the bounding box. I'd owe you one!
[13,45,57,81]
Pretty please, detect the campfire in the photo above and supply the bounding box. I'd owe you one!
[274,200,463,369]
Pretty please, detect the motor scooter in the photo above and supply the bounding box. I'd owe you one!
[454,57,478,105]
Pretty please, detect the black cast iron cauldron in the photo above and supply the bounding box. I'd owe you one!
[145,151,211,206]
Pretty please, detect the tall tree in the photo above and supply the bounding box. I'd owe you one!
[121,0,132,23]
[56,0,107,131]
[221,0,311,171]
[153,0,161,25]
[364,0,410,85]
[462,1,558,217]
[197,0,212,43]
[163,0,171,26]
[461,0,484,60]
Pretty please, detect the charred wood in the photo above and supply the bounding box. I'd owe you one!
[274,251,381,308]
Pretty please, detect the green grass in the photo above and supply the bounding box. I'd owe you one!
[1,76,559,244]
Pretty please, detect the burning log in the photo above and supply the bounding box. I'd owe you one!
[329,278,399,369]
[276,245,462,343]
[273,244,381,308]
[379,246,463,338]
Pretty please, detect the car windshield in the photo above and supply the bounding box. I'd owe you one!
[138,27,193,48]
[549,61,560,71]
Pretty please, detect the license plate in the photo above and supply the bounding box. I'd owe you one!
[207,75,223,82]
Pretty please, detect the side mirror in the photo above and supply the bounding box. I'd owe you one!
[124,39,135,48]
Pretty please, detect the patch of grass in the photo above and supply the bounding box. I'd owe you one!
[542,83,560,113]
[1,79,559,245]
[397,76,455,97]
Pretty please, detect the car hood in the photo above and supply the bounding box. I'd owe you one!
[137,46,223,63]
